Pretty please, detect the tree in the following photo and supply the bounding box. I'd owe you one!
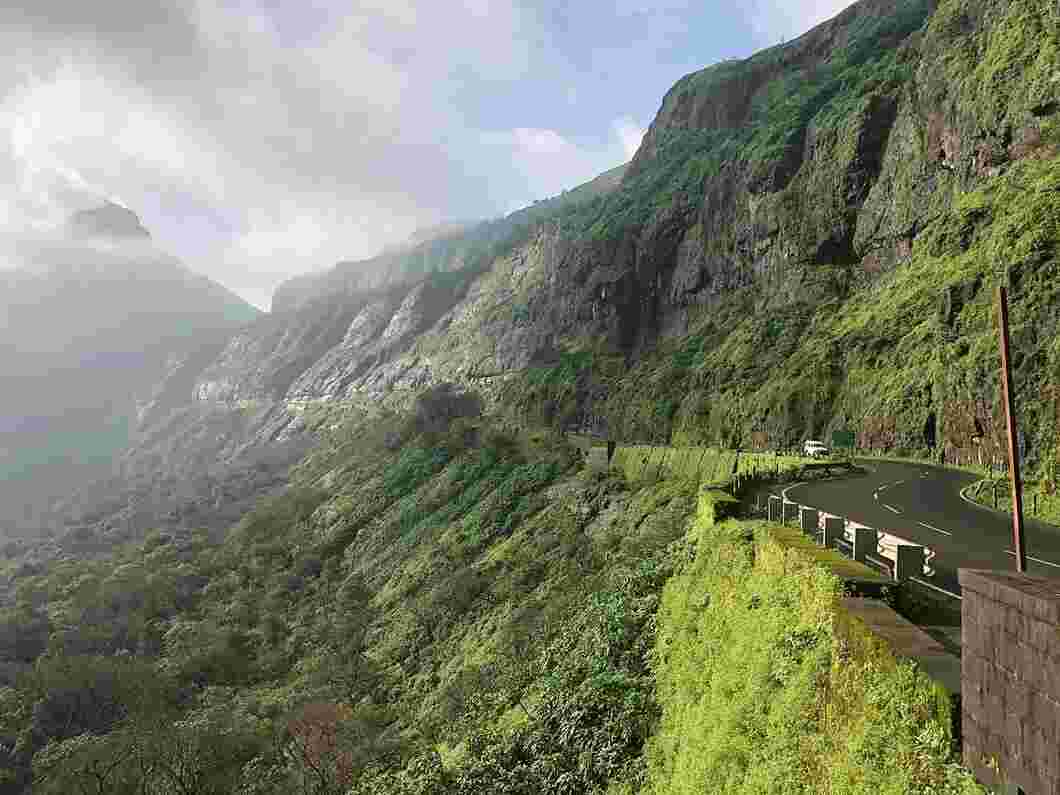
[0,607,50,663]
[33,715,266,795]
[411,383,483,438]
[284,701,403,795]
[322,573,381,704]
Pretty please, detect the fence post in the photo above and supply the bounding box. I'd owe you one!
[894,544,925,582]
[823,516,843,548]
[852,527,878,564]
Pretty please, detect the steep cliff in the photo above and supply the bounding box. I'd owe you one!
[2,3,1056,790]
[31,0,1060,549]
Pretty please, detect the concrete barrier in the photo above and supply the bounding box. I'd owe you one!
[893,544,925,582]
[768,495,782,522]
[799,507,819,535]
[823,516,844,549]
[852,527,878,565]
[782,501,799,524]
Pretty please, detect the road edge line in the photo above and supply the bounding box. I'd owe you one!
[959,481,1009,516]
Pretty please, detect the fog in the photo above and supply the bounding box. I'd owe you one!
[0,206,259,532]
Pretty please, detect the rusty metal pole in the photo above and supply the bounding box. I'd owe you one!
[997,285,1027,573]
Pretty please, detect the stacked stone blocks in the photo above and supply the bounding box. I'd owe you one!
[960,569,1060,795]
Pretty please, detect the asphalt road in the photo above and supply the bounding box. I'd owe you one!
[784,459,1060,592]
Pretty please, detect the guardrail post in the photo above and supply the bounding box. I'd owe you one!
[823,516,843,548]
[852,527,878,564]
[768,496,781,522]
[782,501,799,525]
[799,507,819,535]
[894,544,925,581]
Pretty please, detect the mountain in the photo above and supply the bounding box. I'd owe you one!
[23,0,1056,550]
[0,204,260,534]
[1,0,1054,791]
[200,0,1056,454]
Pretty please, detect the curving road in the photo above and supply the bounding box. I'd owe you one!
[784,459,1060,593]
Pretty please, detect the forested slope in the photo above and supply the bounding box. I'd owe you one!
[1,0,1058,790]
[0,392,980,793]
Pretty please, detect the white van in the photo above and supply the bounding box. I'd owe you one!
[803,440,829,458]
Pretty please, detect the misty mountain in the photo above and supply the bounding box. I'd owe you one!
[0,203,259,532]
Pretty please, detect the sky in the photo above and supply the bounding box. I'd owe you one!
[0,0,854,310]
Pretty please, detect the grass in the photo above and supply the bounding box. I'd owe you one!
[610,445,813,485]
[969,478,1060,526]
[765,525,893,585]
[645,511,981,794]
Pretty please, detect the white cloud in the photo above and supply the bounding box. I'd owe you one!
[0,0,855,309]
[613,118,646,160]
[480,124,628,210]
[0,0,550,307]
[747,0,855,42]
[512,128,573,156]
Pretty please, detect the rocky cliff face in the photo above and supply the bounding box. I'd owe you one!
[165,0,1058,426]
[29,0,1059,549]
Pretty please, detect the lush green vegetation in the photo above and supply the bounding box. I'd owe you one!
[971,478,1060,526]
[610,445,811,486]
[646,515,980,794]
[926,0,1059,130]
[568,152,1060,479]
[0,386,986,792]
[6,1,1056,790]
[0,391,696,794]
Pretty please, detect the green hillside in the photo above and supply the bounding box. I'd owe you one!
[0,394,979,793]
[2,0,1058,790]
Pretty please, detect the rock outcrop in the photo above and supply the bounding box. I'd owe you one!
[19,0,1060,548]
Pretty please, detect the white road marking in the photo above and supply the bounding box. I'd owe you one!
[883,504,901,514]
[917,521,953,537]
[875,480,905,496]
[873,492,879,500]
[1006,550,1060,570]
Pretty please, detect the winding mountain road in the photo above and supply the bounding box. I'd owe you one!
[784,459,1060,593]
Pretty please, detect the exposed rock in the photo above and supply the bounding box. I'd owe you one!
[16,0,1060,556]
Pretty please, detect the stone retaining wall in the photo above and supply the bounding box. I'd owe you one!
[960,569,1060,794]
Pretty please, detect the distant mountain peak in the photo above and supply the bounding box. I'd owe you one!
[67,202,151,240]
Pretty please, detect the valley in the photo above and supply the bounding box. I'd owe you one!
[1,0,1058,791]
